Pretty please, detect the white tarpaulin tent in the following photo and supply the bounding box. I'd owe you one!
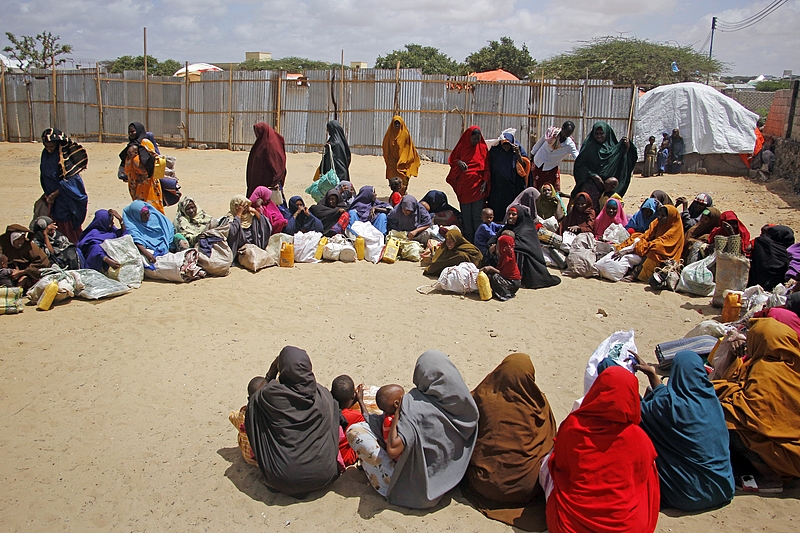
[173,63,223,81]
[634,82,759,160]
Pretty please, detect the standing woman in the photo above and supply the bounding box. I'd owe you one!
[446,126,490,243]
[246,122,287,198]
[667,129,685,174]
[120,122,164,214]
[39,128,89,244]
[571,121,637,209]
[322,120,352,182]
[642,136,657,177]
[487,132,530,219]
[382,115,420,193]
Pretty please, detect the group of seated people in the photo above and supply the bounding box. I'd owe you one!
[230,305,800,531]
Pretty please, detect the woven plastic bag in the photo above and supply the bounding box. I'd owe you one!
[712,252,750,307]
[75,269,131,300]
[565,233,598,278]
[0,286,25,315]
[595,251,643,282]
[435,262,480,294]
[239,244,272,272]
[101,234,145,288]
[602,223,630,245]
[677,253,716,296]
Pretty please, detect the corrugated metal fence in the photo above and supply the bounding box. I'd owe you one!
[0,67,638,173]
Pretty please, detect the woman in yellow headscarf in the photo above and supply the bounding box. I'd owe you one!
[382,115,420,193]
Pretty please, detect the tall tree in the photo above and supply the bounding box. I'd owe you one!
[104,55,184,76]
[238,57,342,71]
[3,31,72,72]
[537,37,724,86]
[465,37,536,79]
[375,44,462,75]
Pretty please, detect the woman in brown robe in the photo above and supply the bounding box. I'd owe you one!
[0,224,50,290]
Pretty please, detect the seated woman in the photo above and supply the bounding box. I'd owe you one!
[650,189,674,207]
[347,350,479,508]
[593,198,627,241]
[625,198,658,233]
[499,206,560,289]
[348,185,392,234]
[420,190,460,227]
[615,205,684,282]
[708,211,751,256]
[77,209,126,272]
[29,216,81,270]
[682,207,721,264]
[714,318,800,490]
[753,292,800,338]
[174,197,214,247]
[225,195,272,252]
[249,186,287,235]
[638,351,734,511]
[333,182,356,207]
[245,346,341,497]
[0,225,50,290]
[423,228,482,277]
[559,192,595,235]
[309,189,350,237]
[463,353,556,528]
[283,196,323,235]
[481,231,522,301]
[748,225,795,291]
[122,201,174,264]
[535,183,566,222]
[545,366,659,533]
[387,195,435,244]
[571,121,637,208]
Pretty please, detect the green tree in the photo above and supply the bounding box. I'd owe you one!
[464,37,536,79]
[238,57,343,71]
[3,31,72,71]
[537,37,724,86]
[754,79,792,91]
[104,55,184,76]
[375,44,462,75]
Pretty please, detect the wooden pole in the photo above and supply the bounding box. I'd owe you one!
[184,60,189,148]
[227,67,233,150]
[536,69,545,140]
[275,76,282,134]
[51,54,57,126]
[143,27,149,130]
[26,80,34,141]
[340,50,344,123]
[582,67,589,143]
[626,81,637,139]
[95,64,104,142]
[394,60,401,116]
[0,62,8,142]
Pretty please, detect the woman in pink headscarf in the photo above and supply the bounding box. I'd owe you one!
[249,186,287,235]
[593,198,628,240]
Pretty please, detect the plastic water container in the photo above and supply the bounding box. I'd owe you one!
[381,238,400,264]
[477,271,492,301]
[314,237,328,260]
[355,236,365,261]
[37,280,59,311]
[721,291,743,323]
[152,155,166,180]
[279,242,295,268]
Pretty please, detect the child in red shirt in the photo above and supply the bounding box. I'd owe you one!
[389,177,404,207]
[331,375,365,467]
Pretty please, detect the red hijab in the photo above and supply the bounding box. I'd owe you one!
[249,186,287,234]
[546,367,659,533]
[497,234,521,280]
[708,211,751,255]
[246,122,287,197]
[445,126,490,204]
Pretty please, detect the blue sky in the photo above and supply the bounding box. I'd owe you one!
[3,0,798,76]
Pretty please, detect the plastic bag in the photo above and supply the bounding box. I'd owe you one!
[583,330,638,394]
[144,249,205,282]
[293,231,322,263]
[26,268,83,304]
[565,233,598,278]
[305,163,339,202]
[741,285,770,319]
[677,253,716,296]
[602,223,630,245]
[238,244,272,272]
[684,320,734,339]
[195,227,233,277]
[101,234,145,288]
[768,283,788,309]
[322,235,356,262]
[708,329,746,380]
[435,262,480,294]
[541,246,567,270]
[595,251,630,282]
[541,216,559,233]
[712,252,750,307]
[75,269,131,299]
[348,221,385,264]
[264,233,293,267]
[0,286,25,315]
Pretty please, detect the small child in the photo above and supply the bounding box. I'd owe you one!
[331,375,366,467]
[598,177,623,209]
[0,254,13,287]
[482,230,522,301]
[388,177,404,207]
[228,376,267,467]
[473,208,504,256]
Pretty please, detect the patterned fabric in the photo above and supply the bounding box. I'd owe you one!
[41,128,88,179]
[538,227,563,247]
[0,287,24,315]
[229,407,258,466]
[346,421,395,496]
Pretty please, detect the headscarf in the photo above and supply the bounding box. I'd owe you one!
[371,350,478,509]
[309,189,344,232]
[349,185,391,222]
[496,234,521,280]
[41,128,89,180]
[228,195,253,230]
[40,128,89,232]
[632,205,685,264]
[322,120,351,181]
[488,132,528,216]
[29,216,74,258]
[246,122,287,196]
[463,353,556,528]
[122,200,174,256]
[387,195,431,232]
[445,126,490,204]
[640,352,734,511]
[626,198,659,233]
[535,183,565,221]
[420,190,458,214]
[173,197,213,246]
[546,366,659,533]
[560,192,595,234]
[333,182,356,207]
[572,121,638,200]
[285,196,324,235]
[593,198,627,240]
[748,225,795,291]
[245,346,340,496]
[249,186,287,234]
[78,210,124,271]
[650,190,673,206]
[708,211,751,254]
[686,207,721,241]
[423,228,482,276]
[119,122,154,176]
[0,224,50,283]
[501,205,560,289]
[508,187,539,219]
[382,115,420,180]
[713,318,800,478]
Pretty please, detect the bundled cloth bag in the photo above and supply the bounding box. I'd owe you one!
[144,249,205,282]
[100,234,145,288]
[435,262,480,294]
[347,221,384,263]
[0,287,25,315]
[595,250,643,282]
[195,225,233,277]
[322,235,356,262]
[564,233,598,278]
[583,330,638,394]
[27,267,84,305]
[293,231,322,263]
[239,244,272,272]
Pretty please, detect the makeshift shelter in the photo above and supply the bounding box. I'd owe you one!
[634,82,760,175]
[470,69,519,82]
[173,63,223,81]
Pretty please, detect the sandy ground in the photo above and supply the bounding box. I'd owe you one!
[1,141,799,533]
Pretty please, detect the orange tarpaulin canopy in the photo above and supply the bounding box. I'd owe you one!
[470,69,519,81]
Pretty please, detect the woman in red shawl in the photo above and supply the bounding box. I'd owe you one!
[246,123,287,198]
[546,366,659,533]
[707,211,752,255]
[446,126,490,243]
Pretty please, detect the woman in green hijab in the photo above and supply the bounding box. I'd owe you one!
[570,121,637,209]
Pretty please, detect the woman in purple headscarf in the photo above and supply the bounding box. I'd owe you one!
[348,185,392,234]
[387,195,434,244]
[77,209,126,272]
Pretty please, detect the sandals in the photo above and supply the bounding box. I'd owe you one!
[736,475,784,494]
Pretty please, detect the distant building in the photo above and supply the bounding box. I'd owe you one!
[350,61,368,69]
[246,52,272,62]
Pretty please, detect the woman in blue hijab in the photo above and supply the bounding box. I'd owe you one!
[625,198,659,234]
[487,132,529,219]
[122,200,174,264]
[638,351,734,511]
